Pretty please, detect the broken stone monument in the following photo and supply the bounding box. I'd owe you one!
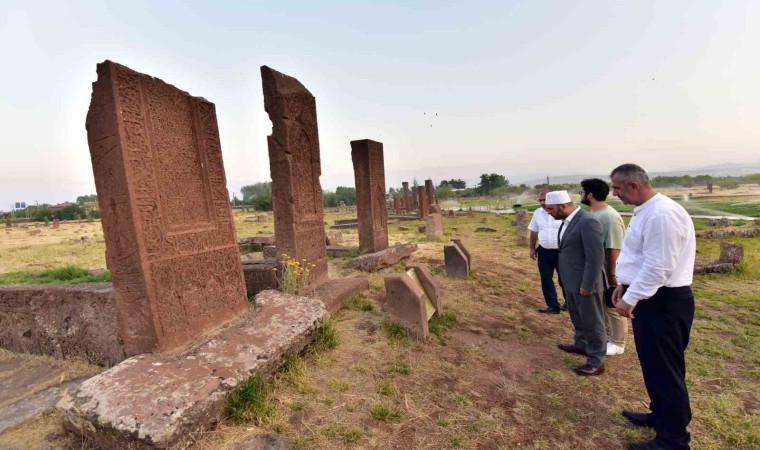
[261,65,328,284]
[402,182,411,211]
[345,243,418,272]
[515,210,530,246]
[417,186,429,220]
[85,60,248,356]
[450,237,471,268]
[383,265,442,339]
[425,213,443,239]
[52,218,60,229]
[351,139,389,252]
[444,242,469,278]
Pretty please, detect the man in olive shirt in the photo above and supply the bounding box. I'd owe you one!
[581,178,627,356]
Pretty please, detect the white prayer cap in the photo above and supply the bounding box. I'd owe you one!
[545,190,572,205]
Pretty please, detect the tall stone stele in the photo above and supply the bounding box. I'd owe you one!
[351,139,389,252]
[425,179,436,206]
[85,60,248,356]
[417,186,429,220]
[261,66,328,284]
[402,182,411,212]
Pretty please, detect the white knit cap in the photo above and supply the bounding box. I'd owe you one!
[545,190,572,205]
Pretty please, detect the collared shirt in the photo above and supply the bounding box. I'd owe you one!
[528,207,562,249]
[558,205,580,244]
[617,193,696,306]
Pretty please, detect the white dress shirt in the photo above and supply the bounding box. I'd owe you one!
[558,206,581,244]
[528,207,562,249]
[617,193,696,306]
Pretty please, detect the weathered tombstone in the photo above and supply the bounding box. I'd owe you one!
[351,139,389,252]
[417,186,429,220]
[52,219,60,229]
[430,204,441,214]
[425,213,443,239]
[261,66,328,284]
[425,179,435,206]
[450,237,471,267]
[718,242,744,264]
[706,182,713,194]
[515,210,530,246]
[383,266,442,339]
[444,243,469,278]
[394,195,403,215]
[402,182,411,211]
[86,60,248,355]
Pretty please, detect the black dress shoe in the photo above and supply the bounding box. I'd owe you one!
[622,409,654,428]
[557,344,586,355]
[560,303,568,311]
[628,440,678,450]
[574,363,604,376]
[538,307,561,314]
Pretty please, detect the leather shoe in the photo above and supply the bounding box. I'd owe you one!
[557,344,586,355]
[574,363,604,376]
[622,409,654,428]
[537,307,561,314]
[627,440,675,449]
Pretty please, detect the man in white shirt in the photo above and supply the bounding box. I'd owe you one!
[610,164,696,450]
[528,191,564,314]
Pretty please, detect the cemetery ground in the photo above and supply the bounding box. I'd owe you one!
[0,209,758,449]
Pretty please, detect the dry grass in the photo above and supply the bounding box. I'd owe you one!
[1,208,757,449]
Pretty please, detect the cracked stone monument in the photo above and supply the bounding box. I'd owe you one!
[425,212,443,239]
[84,60,248,356]
[351,139,389,252]
[383,265,442,339]
[444,241,469,278]
[261,65,328,284]
[515,210,530,246]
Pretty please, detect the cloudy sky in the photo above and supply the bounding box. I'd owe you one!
[1,0,759,209]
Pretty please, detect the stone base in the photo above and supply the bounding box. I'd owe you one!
[242,259,278,296]
[311,277,369,314]
[60,291,326,449]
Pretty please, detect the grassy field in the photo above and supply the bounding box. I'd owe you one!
[0,209,757,449]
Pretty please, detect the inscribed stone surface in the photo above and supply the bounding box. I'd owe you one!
[261,66,328,284]
[417,186,429,219]
[85,60,247,355]
[351,139,389,252]
[425,179,435,207]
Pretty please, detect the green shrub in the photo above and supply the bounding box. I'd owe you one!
[225,373,276,425]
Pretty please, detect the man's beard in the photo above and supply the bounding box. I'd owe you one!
[580,197,591,206]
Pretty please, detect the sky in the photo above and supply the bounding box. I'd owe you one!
[1,0,759,209]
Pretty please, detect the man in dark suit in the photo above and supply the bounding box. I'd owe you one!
[544,190,607,376]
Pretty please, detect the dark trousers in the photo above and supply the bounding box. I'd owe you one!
[566,290,607,367]
[631,286,694,449]
[536,246,563,310]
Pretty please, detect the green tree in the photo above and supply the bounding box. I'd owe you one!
[76,194,98,204]
[476,173,508,195]
[240,182,273,211]
[439,179,466,189]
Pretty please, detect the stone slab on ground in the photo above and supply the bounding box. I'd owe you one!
[344,243,418,272]
[60,291,327,449]
[242,259,278,296]
[312,277,370,314]
[0,376,87,434]
[326,246,361,257]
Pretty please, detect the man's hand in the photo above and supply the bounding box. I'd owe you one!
[580,288,593,296]
[530,247,537,260]
[611,285,635,318]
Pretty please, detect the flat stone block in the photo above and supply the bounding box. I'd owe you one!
[242,259,278,297]
[451,237,471,267]
[344,243,418,272]
[60,291,327,449]
[383,270,436,340]
[444,244,469,278]
[312,277,369,314]
[326,246,361,257]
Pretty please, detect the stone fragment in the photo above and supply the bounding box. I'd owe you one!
[261,66,328,284]
[444,244,469,278]
[417,186,429,219]
[311,276,370,314]
[52,219,60,229]
[402,182,411,211]
[242,259,278,297]
[345,243,418,272]
[418,225,426,233]
[85,61,247,355]
[351,139,389,252]
[326,230,343,245]
[61,291,327,449]
[425,179,435,206]
[425,213,443,239]
[430,204,441,214]
[450,237,471,267]
[263,245,277,258]
[406,264,443,313]
[514,210,530,246]
[383,267,440,339]
[475,227,497,232]
[718,242,744,264]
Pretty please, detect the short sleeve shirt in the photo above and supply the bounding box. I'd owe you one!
[527,207,562,249]
[592,205,625,250]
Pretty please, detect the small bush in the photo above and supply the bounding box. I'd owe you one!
[225,373,276,425]
[350,294,374,312]
[370,404,402,422]
[381,320,410,344]
[310,319,338,353]
[321,424,363,443]
[276,254,314,294]
[429,311,458,339]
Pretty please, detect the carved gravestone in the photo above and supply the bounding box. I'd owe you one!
[718,242,744,264]
[417,186,429,220]
[444,243,469,278]
[261,66,328,284]
[426,213,443,239]
[450,237,471,267]
[402,182,411,212]
[394,195,403,215]
[425,179,435,206]
[53,219,60,229]
[383,265,442,339]
[86,60,248,355]
[351,139,389,252]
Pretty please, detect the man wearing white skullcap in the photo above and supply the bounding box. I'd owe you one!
[544,191,607,376]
